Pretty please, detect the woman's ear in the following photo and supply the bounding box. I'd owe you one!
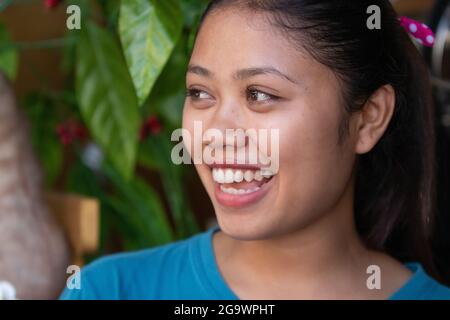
[354,84,395,154]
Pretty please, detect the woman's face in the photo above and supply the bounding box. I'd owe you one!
[183,8,358,240]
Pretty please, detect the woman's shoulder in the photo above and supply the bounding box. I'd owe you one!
[390,263,450,300]
[86,234,197,272]
[59,229,212,300]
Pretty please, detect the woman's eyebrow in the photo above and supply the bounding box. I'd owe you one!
[234,67,297,84]
[187,64,297,84]
[187,64,213,78]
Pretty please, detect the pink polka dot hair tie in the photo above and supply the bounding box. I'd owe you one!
[399,16,435,47]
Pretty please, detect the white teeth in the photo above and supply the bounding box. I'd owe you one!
[234,170,244,183]
[215,168,225,183]
[212,168,275,184]
[224,169,234,183]
[244,170,254,182]
[220,185,261,195]
[261,170,274,178]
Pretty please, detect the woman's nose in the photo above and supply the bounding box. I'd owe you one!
[203,98,249,153]
[208,97,245,133]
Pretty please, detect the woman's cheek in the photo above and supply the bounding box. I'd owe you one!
[275,106,351,214]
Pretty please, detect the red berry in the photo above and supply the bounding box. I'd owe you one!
[140,116,162,141]
[56,120,87,146]
[147,116,162,135]
[44,0,62,9]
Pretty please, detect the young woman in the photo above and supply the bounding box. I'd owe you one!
[61,0,450,300]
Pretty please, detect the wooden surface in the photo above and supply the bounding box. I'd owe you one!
[46,193,100,266]
[392,0,435,16]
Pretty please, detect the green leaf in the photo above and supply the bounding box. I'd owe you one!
[139,135,200,238]
[103,163,175,247]
[144,36,189,128]
[119,0,183,106]
[76,22,140,180]
[0,22,18,80]
[98,0,121,30]
[180,0,210,29]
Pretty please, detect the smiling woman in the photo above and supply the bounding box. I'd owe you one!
[60,0,450,300]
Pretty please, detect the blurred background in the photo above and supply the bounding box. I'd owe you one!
[0,0,449,299]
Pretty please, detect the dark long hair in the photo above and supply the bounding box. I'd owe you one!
[198,0,442,280]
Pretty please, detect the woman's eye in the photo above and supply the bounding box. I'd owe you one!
[247,89,278,103]
[186,89,213,100]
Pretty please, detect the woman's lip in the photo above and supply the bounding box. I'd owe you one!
[213,175,275,208]
[209,163,264,170]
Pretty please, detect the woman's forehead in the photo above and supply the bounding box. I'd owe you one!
[190,9,317,83]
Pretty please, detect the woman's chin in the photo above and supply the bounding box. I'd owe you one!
[213,211,282,241]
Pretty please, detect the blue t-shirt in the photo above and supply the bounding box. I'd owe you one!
[59,225,450,300]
